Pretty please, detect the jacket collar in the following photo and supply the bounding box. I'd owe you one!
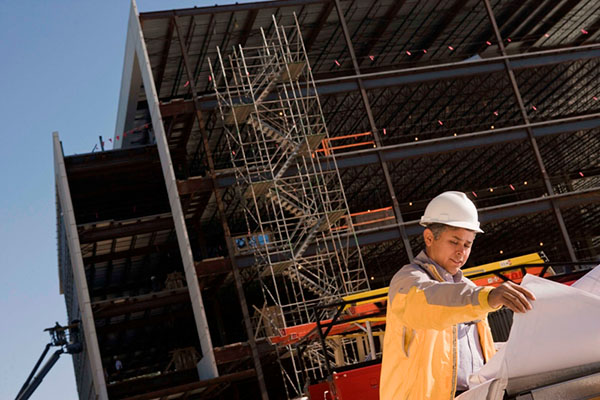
[413,250,464,283]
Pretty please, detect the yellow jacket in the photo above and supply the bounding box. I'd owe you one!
[380,251,497,400]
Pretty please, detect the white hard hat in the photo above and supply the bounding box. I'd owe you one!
[420,191,483,233]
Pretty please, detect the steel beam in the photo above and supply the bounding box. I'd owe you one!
[92,289,189,319]
[195,258,232,278]
[304,2,335,52]
[194,44,600,110]
[411,0,468,62]
[483,0,577,262]
[508,1,558,48]
[213,340,273,364]
[238,9,258,48]
[208,113,600,189]
[356,0,406,65]
[334,114,600,170]
[120,370,256,400]
[53,132,109,400]
[579,16,600,46]
[139,0,330,20]
[524,0,580,50]
[334,0,414,261]
[160,99,196,117]
[65,146,159,177]
[78,215,174,244]
[234,187,600,268]
[317,46,600,93]
[155,17,175,94]
[177,175,214,194]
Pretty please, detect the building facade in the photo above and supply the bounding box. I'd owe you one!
[55,0,600,398]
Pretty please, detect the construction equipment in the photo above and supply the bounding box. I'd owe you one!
[463,252,551,287]
[15,321,82,400]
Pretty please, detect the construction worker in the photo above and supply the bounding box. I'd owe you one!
[380,191,535,399]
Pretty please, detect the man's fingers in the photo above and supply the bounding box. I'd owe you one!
[492,282,534,313]
[508,287,533,311]
[513,284,536,301]
[503,290,531,313]
[489,282,536,312]
[501,291,524,313]
[504,281,536,302]
[505,299,525,313]
[499,295,521,313]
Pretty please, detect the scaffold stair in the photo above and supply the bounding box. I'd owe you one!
[256,79,278,103]
[244,180,273,200]
[255,61,305,103]
[248,118,291,147]
[265,190,306,217]
[283,268,331,298]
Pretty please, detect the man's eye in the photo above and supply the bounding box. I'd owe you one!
[450,241,458,245]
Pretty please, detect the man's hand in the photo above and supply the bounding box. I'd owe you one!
[488,281,536,313]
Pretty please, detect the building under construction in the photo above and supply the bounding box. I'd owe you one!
[53,0,600,399]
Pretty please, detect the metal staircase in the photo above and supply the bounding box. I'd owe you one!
[209,14,370,397]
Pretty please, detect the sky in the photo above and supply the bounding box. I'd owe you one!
[0,1,261,399]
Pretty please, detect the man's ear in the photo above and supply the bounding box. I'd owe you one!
[423,228,434,247]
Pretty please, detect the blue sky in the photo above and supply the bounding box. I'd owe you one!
[0,1,261,398]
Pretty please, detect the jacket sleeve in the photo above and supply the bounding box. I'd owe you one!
[389,267,498,331]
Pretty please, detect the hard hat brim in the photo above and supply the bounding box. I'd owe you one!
[420,218,484,233]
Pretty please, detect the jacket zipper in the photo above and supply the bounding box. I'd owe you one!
[424,262,459,399]
[451,325,458,399]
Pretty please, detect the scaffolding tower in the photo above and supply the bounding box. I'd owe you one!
[209,14,371,393]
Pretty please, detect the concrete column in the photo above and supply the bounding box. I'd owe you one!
[53,132,109,400]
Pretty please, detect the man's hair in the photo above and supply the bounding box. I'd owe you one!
[425,223,477,240]
[425,223,449,240]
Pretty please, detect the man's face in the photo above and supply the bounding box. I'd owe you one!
[424,227,475,275]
